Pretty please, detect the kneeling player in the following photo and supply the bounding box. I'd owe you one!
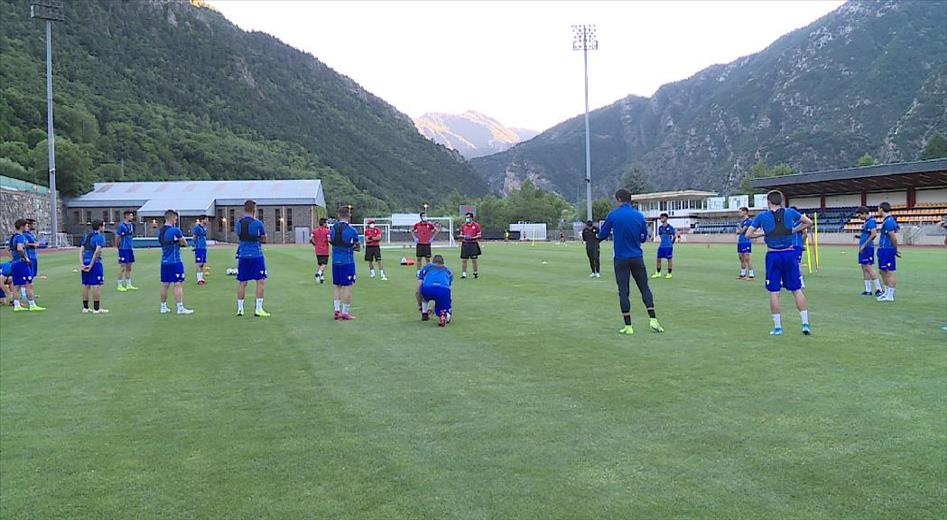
[417,254,454,327]
[79,219,108,314]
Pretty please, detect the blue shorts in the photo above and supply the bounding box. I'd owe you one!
[420,284,452,315]
[738,243,752,254]
[878,249,897,272]
[118,249,135,264]
[794,246,805,264]
[194,248,207,264]
[858,246,875,265]
[332,262,356,286]
[30,258,38,276]
[81,262,104,286]
[11,262,33,286]
[765,250,803,293]
[657,246,673,259]
[237,257,267,282]
[160,262,186,284]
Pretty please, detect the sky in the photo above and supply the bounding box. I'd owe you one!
[209,0,846,132]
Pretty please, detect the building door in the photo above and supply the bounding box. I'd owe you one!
[293,227,310,245]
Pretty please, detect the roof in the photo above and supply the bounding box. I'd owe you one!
[630,190,718,202]
[65,179,326,216]
[1,175,50,195]
[749,158,947,197]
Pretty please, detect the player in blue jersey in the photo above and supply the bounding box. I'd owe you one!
[23,219,39,278]
[652,213,676,279]
[735,207,756,280]
[235,200,270,317]
[330,206,360,320]
[744,191,813,336]
[417,254,454,326]
[789,207,809,288]
[158,209,194,315]
[192,217,208,286]
[7,219,44,312]
[854,206,883,296]
[0,261,11,306]
[115,210,139,291]
[598,189,664,335]
[875,202,900,302]
[78,219,108,314]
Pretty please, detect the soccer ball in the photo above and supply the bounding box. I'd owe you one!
[226,268,238,276]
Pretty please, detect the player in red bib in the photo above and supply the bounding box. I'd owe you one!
[363,219,387,280]
[458,212,482,279]
[310,218,330,284]
[411,213,439,270]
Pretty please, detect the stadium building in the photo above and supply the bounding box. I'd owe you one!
[686,158,947,245]
[65,179,327,244]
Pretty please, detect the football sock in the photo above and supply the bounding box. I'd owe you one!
[740,269,747,277]
[667,268,672,274]
[749,270,754,277]
[623,314,631,326]
[117,279,123,288]
[370,269,375,276]
[462,272,467,277]
[12,300,21,309]
[237,299,244,312]
[656,267,661,273]
[887,288,895,298]
[333,300,341,312]
[421,302,429,313]
[799,310,809,325]
[342,303,350,315]
[647,308,656,319]
[20,288,26,299]
[255,298,263,312]
[83,300,89,309]
[772,314,782,329]
[197,272,204,281]
[873,279,883,291]
[380,270,386,277]
[93,300,100,311]
[177,302,185,312]
[864,280,872,292]
[27,299,36,307]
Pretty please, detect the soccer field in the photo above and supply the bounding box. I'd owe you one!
[1,242,944,519]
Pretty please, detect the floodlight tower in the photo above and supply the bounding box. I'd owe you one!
[30,0,65,246]
[572,24,598,221]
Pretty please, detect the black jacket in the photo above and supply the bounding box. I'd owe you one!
[582,226,600,246]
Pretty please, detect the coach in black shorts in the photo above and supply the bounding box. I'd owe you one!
[412,213,438,269]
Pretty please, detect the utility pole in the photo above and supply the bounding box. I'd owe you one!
[30,0,65,246]
[572,24,598,221]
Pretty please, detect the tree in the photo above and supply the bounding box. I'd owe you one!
[857,153,877,167]
[740,160,795,194]
[619,164,652,195]
[31,138,93,195]
[577,198,613,221]
[920,133,947,160]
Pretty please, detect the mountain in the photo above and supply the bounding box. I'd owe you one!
[470,0,947,199]
[0,0,489,212]
[414,111,538,158]
[881,64,947,162]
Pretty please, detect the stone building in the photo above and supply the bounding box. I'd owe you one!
[65,179,327,244]
[1,175,64,238]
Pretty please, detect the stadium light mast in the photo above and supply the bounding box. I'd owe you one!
[572,24,597,221]
[30,0,64,247]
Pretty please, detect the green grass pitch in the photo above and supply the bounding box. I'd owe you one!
[1,242,944,519]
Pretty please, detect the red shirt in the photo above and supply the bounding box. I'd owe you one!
[364,226,382,247]
[413,221,437,244]
[460,222,481,243]
[311,226,330,256]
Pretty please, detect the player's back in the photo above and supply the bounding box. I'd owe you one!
[81,232,105,264]
[600,204,647,258]
[879,216,899,248]
[159,226,182,264]
[753,208,799,250]
[420,264,452,287]
[330,223,358,264]
[312,227,330,255]
[236,217,265,258]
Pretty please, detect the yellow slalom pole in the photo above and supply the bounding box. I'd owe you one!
[813,212,820,272]
[805,234,813,274]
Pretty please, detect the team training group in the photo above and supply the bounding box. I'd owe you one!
[3,190,903,335]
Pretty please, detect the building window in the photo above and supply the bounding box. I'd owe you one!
[217,209,223,232]
[275,208,282,231]
[287,208,293,228]
[85,210,92,223]
[229,209,235,228]
[113,210,120,223]
[257,208,264,222]
[73,211,79,225]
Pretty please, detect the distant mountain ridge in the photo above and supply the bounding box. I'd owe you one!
[414,111,538,158]
[0,0,488,211]
[470,0,947,199]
